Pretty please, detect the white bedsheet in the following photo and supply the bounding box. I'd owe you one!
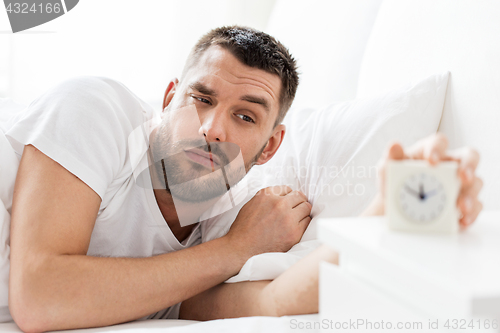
[0,314,320,333]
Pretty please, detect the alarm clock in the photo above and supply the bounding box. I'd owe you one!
[385,160,461,233]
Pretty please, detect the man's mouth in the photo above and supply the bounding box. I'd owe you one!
[184,148,220,169]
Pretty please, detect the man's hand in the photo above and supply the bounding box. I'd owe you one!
[363,133,483,230]
[225,186,311,258]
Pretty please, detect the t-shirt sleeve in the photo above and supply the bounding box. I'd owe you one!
[5,76,135,200]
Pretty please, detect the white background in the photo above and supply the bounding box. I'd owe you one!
[0,0,276,109]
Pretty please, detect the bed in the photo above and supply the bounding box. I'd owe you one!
[0,315,320,333]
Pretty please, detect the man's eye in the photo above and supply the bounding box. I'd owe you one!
[236,114,255,123]
[192,95,211,105]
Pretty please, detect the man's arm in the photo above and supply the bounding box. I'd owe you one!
[9,145,311,332]
[179,245,338,320]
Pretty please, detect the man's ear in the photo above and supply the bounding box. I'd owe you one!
[162,78,179,111]
[255,124,286,165]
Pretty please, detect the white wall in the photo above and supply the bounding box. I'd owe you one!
[0,0,276,110]
[266,0,382,109]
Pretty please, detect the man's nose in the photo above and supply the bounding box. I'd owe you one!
[198,108,227,142]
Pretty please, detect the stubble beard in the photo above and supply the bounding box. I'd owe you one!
[149,122,264,203]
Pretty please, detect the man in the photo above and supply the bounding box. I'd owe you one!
[1,26,481,332]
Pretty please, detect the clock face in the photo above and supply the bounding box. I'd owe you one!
[398,172,447,223]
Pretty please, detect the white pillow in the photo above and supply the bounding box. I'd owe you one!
[201,72,450,282]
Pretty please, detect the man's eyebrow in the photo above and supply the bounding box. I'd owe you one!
[189,82,217,96]
[241,95,270,113]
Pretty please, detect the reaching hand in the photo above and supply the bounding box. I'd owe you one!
[376,133,483,230]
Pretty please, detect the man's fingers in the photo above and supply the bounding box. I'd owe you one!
[446,147,480,185]
[428,133,449,164]
[385,142,406,161]
[285,190,308,208]
[406,133,449,165]
[457,177,483,214]
[462,176,483,199]
[459,199,483,228]
[277,185,293,196]
[285,191,312,234]
[298,215,312,232]
[292,201,312,220]
[258,185,293,197]
[376,142,406,197]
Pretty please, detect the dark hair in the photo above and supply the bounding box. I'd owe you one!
[182,25,299,127]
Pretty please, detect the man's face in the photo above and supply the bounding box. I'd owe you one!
[151,46,284,203]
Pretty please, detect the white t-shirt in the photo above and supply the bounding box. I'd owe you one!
[3,76,201,320]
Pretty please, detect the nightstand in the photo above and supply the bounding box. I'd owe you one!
[318,211,500,333]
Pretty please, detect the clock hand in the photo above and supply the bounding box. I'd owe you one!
[425,189,438,198]
[404,185,421,198]
[419,183,426,200]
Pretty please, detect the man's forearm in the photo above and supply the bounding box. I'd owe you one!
[179,245,339,320]
[9,236,245,332]
[179,280,273,320]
